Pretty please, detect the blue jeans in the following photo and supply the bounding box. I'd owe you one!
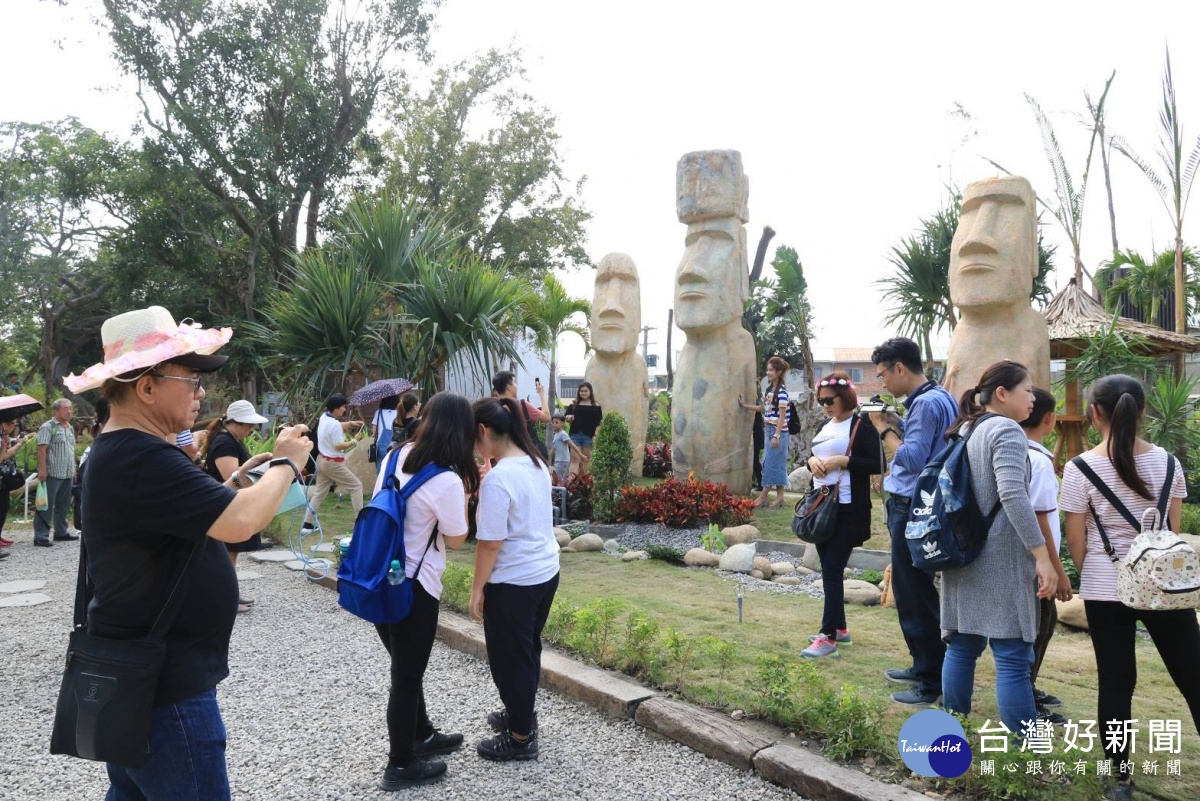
[105,689,230,801]
[942,633,1036,737]
[886,495,944,694]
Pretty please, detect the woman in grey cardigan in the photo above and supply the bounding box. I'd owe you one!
[940,360,1058,736]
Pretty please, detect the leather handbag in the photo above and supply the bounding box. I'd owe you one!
[792,417,861,544]
[367,410,382,463]
[50,537,200,768]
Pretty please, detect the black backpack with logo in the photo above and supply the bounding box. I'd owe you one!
[787,401,802,435]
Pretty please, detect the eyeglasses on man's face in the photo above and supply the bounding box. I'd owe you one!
[875,363,895,382]
[152,371,203,393]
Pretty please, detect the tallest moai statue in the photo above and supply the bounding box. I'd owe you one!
[671,150,757,492]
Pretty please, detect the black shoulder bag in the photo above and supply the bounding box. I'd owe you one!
[368,409,382,463]
[50,536,201,768]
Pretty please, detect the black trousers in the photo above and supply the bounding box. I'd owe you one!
[886,495,945,695]
[375,581,440,764]
[815,503,856,636]
[483,573,560,736]
[0,487,10,536]
[1085,600,1200,776]
[1030,597,1057,686]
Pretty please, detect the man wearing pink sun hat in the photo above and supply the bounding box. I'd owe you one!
[52,306,312,800]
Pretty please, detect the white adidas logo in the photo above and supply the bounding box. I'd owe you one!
[911,489,935,517]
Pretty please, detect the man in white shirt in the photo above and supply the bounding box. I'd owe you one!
[302,394,365,530]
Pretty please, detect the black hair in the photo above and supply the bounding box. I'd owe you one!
[401,392,420,417]
[947,360,1030,438]
[1020,388,1056,430]
[91,397,110,438]
[325,394,348,412]
[378,394,399,411]
[574,381,598,406]
[401,391,480,494]
[474,396,547,468]
[870,337,924,376]
[491,370,516,397]
[1089,375,1152,499]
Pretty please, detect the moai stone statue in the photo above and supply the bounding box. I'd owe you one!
[585,253,648,476]
[945,176,1050,400]
[671,150,757,492]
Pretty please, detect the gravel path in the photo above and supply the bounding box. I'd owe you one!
[1,522,803,801]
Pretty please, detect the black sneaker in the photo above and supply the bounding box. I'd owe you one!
[1037,705,1068,725]
[53,533,79,541]
[477,730,539,762]
[379,757,447,791]
[414,730,463,757]
[33,539,53,547]
[486,709,538,733]
[891,687,942,708]
[1033,688,1062,707]
[884,667,919,685]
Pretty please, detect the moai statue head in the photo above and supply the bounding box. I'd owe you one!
[592,253,641,355]
[674,150,750,333]
[949,176,1038,312]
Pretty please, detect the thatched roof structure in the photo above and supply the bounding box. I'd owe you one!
[1043,278,1200,358]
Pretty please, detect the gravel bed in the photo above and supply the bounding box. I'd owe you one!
[612,522,707,552]
[1,521,804,801]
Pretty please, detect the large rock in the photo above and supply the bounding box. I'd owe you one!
[622,550,647,562]
[750,569,765,580]
[554,529,572,548]
[684,548,720,567]
[773,576,801,586]
[770,561,795,575]
[843,579,882,606]
[787,466,812,493]
[801,543,821,571]
[752,556,773,579]
[721,524,758,546]
[585,253,649,477]
[718,543,756,573]
[1056,596,1088,630]
[564,533,604,553]
[796,565,816,576]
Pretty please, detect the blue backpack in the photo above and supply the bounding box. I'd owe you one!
[337,449,448,624]
[904,412,1001,573]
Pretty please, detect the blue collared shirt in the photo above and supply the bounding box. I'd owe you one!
[883,381,959,500]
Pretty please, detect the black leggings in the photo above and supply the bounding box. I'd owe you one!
[0,488,9,536]
[1085,600,1200,776]
[482,573,559,736]
[814,504,855,636]
[375,582,441,764]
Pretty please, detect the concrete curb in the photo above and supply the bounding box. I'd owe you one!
[304,570,925,801]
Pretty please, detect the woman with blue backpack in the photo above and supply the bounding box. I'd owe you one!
[469,395,559,762]
[371,392,479,791]
[939,360,1058,736]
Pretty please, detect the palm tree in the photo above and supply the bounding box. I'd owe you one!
[1085,71,1120,255]
[1096,247,1200,326]
[1113,46,1200,377]
[522,273,590,431]
[765,245,816,392]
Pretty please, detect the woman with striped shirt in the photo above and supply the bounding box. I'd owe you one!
[1060,375,1200,801]
[739,356,790,507]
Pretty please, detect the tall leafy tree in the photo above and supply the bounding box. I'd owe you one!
[1095,246,1200,326]
[1113,46,1200,377]
[522,273,590,435]
[377,47,591,276]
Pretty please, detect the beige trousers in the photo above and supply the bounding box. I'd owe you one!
[303,457,363,526]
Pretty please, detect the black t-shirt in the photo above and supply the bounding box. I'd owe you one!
[204,430,250,482]
[566,402,603,438]
[82,428,239,707]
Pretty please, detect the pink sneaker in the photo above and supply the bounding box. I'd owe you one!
[808,629,852,645]
[801,635,839,659]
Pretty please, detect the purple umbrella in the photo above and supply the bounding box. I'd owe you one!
[348,378,415,407]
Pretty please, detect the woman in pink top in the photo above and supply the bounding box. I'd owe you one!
[1060,375,1199,801]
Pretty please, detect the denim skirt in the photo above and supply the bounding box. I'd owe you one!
[762,424,789,486]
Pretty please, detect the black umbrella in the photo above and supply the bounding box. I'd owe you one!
[348,378,415,407]
[0,394,44,423]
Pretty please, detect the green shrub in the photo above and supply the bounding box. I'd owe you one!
[699,524,726,554]
[753,655,797,719]
[645,545,686,564]
[663,627,697,692]
[440,564,472,613]
[1181,502,1200,534]
[1058,541,1080,591]
[855,568,883,585]
[543,601,578,644]
[569,599,625,665]
[591,411,633,522]
[620,609,660,677]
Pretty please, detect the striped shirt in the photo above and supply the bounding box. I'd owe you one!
[176,429,195,447]
[763,384,789,426]
[1059,447,1186,602]
[37,419,76,478]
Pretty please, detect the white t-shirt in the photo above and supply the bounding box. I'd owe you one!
[811,416,853,503]
[317,413,346,458]
[477,455,560,586]
[1060,447,1186,602]
[1027,440,1061,552]
[374,408,397,435]
[371,444,469,599]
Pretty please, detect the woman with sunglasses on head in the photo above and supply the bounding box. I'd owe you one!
[800,371,884,658]
[738,356,791,507]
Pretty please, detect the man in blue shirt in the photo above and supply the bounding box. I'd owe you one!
[869,338,959,707]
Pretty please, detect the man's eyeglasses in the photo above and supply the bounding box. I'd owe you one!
[152,371,203,393]
[816,397,837,407]
[875,363,895,382]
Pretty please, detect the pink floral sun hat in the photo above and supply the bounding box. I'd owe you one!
[63,306,233,394]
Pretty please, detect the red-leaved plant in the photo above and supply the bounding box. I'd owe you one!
[613,476,756,528]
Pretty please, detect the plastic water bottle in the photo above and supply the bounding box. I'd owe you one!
[387,559,404,586]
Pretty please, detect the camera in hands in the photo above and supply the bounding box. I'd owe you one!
[860,395,895,414]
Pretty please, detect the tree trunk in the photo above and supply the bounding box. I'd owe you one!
[748,226,776,284]
[1101,139,1118,254]
[305,182,323,250]
[546,341,558,454]
[1176,231,1187,379]
[666,309,674,391]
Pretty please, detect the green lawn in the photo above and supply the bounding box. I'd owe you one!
[750,492,891,551]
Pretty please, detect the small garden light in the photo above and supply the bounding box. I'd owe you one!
[736,583,744,623]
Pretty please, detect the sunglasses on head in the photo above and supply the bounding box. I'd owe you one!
[817,397,837,407]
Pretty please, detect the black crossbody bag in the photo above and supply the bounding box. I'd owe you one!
[50,536,201,768]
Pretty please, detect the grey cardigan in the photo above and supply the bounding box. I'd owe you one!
[940,415,1045,643]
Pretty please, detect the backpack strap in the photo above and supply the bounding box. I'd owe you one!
[961,412,1003,524]
[1071,456,1141,564]
[395,460,451,579]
